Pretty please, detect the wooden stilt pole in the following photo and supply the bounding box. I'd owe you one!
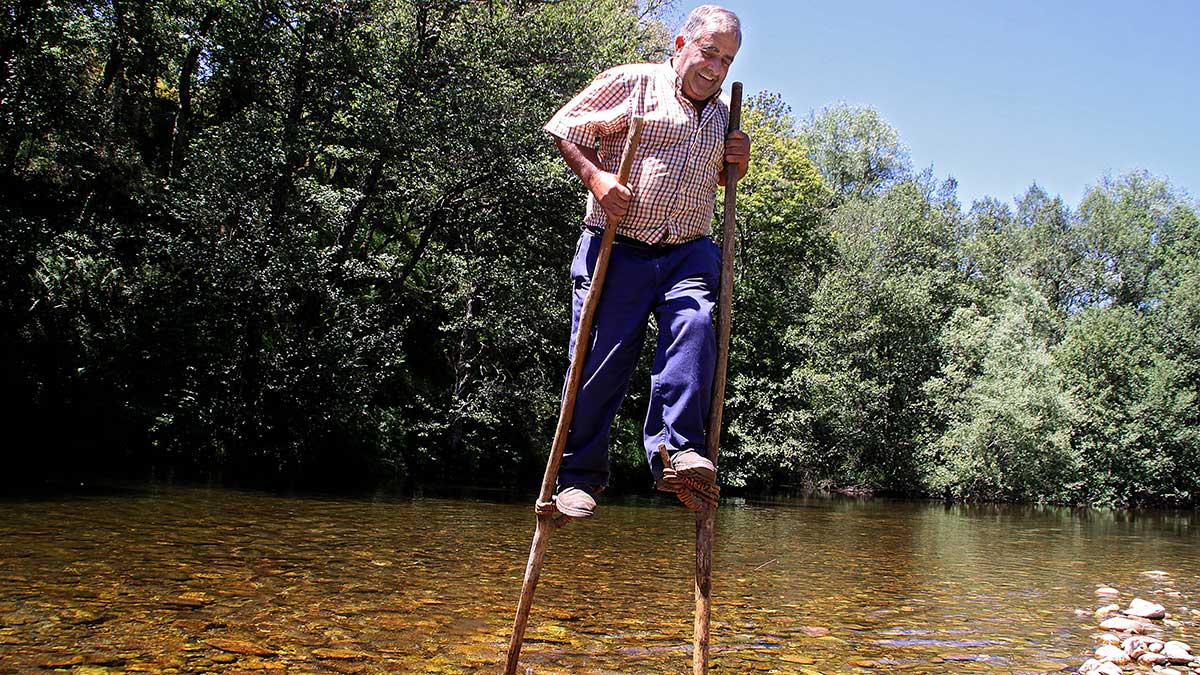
[694,81,743,675]
[503,117,644,675]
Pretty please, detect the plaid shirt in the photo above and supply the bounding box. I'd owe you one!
[545,61,729,245]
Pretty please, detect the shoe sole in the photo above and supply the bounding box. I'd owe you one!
[676,465,716,484]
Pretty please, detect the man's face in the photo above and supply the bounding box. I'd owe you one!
[672,30,739,102]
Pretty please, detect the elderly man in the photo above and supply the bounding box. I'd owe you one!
[544,5,750,518]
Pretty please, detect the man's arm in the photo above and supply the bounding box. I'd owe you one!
[718,129,751,186]
[553,136,632,222]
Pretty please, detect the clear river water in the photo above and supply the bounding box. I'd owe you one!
[0,485,1197,674]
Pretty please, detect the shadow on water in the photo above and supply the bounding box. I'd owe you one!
[0,483,1197,674]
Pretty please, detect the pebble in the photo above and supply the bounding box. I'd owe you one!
[1125,635,1166,653]
[1080,659,1125,675]
[1162,641,1194,664]
[1097,587,1122,596]
[1127,598,1168,620]
[203,639,276,657]
[1100,616,1146,633]
[1095,645,1131,664]
[1096,605,1121,618]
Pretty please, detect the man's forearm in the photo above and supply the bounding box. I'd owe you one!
[554,137,605,194]
[554,136,630,220]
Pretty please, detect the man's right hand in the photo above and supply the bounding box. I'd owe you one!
[587,171,632,222]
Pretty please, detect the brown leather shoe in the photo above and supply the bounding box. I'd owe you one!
[555,485,602,518]
[671,449,716,484]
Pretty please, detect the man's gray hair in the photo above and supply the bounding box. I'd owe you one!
[679,5,742,46]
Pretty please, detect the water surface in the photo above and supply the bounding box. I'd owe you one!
[1,486,1197,674]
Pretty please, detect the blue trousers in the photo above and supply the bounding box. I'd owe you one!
[558,228,720,488]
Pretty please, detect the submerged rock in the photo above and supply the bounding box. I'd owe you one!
[1096,587,1121,597]
[203,638,276,657]
[1096,605,1122,618]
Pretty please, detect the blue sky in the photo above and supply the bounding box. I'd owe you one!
[675,0,1199,209]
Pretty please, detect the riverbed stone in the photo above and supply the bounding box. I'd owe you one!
[1102,616,1146,633]
[1097,587,1122,596]
[1141,653,1171,665]
[38,654,85,668]
[1096,645,1131,664]
[1124,635,1166,660]
[1162,642,1193,664]
[1081,659,1126,675]
[939,654,985,662]
[1127,598,1168,620]
[312,648,369,660]
[1097,605,1122,618]
[1097,633,1123,645]
[204,639,276,657]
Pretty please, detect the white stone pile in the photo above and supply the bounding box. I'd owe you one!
[1078,580,1198,675]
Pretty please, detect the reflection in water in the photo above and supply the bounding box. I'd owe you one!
[0,488,1196,674]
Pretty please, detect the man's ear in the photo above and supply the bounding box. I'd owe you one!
[673,35,686,53]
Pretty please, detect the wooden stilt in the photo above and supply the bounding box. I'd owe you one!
[694,81,743,675]
[502,117,644,675]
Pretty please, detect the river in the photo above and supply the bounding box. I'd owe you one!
[1,486,1196,674]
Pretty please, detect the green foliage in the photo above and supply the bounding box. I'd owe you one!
[2,2,1198,506]
[1055,306,1200,506]
[1,0,670,487]
[720,92,828,488]
[921,275,1079,502]
[1075,171,1186,309]
[797,103,912,201]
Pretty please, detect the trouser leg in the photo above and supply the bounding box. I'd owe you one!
[643,237,720,480]
[558,231,654,488]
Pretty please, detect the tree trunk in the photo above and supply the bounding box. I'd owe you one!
[447,283,482,456]
[167,6,221,179]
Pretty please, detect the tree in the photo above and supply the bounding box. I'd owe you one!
[718,91,829,487]
[797,103,911,201]
[1074,171,1187,310]
[785,179,963,491]
[920,275,1079,502]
